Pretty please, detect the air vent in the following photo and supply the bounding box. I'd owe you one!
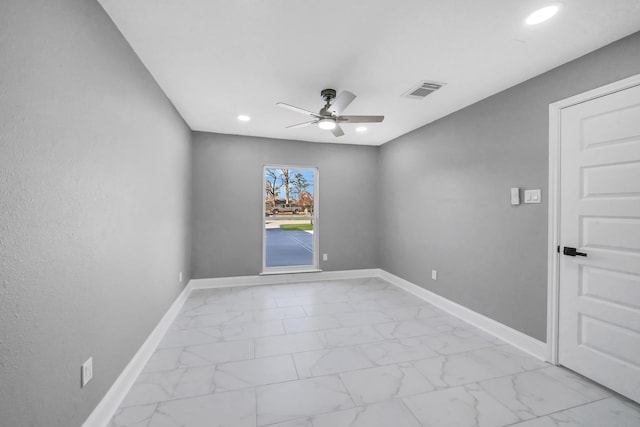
[404,81,445,99]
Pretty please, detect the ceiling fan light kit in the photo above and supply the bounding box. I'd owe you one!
[277,88,384,137]
[318,118,336,130]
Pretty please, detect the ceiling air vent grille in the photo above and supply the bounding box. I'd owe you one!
[404,81,445,99]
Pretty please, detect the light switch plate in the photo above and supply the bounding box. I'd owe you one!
[524,189,541,204]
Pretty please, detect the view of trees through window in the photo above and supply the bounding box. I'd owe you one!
[264,167,316,269]
[264,168,315,216]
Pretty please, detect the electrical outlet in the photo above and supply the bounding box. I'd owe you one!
[431,270,438,280]
[81,357,93,388]
[179,271,183,283]
[322,253,328,261]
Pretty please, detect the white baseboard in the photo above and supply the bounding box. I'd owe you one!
[82,282,194,427]
[189,268,380,289]
[377,269,548,361]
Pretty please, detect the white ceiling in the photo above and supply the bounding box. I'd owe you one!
[98,0,640,146]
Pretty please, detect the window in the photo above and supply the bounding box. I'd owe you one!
[263,166,318,273]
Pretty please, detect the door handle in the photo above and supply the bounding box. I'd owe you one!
[563,246,587,257]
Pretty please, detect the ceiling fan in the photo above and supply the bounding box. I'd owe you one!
[276,89,384,137]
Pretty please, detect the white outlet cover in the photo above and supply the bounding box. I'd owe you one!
[431,270,437,280]
[81,357,93,387]
[322,253,328,261]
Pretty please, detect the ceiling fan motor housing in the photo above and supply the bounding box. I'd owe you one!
[321,88,337,102]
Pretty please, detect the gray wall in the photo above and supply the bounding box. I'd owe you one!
[379,32,640,341]
[0,1,191,426]
[191,133,379,278]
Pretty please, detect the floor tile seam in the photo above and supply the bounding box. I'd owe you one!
[141,354,304,379]
[500,396,611,426]
[407,362,549,391]
[427,342,501,357]
[255,307,319,321]
[398,377,505,401]
[272,331,458,366]
[406,347,552,380]
[404,380,526,424]
[256,382,362,427]
[281,315,478,337]
[336,371,359,411]
[400,393,433,427]
[170,315,261,327]
[471,368,559,397]
[411,342,523,360]
[382,335,500,356]
[160,331,283,344]
[287,338,398,359]
[540,366,618,398]
[253,373,357,405]
[290,352,303,382]
[352,380,445,406]
[604,390,640,408]
[470,372,613,421]
[373,326,476,340]
[275,299,353,309]
[110,401,159,426]
[166,321,289,334]
[183,298,422,314]
[512,363,616,395]
[291,345,377,377]
[337,366,440,403]
[254,388,259,427]
[153,337,256,353]
[291,350,439,379]
[142,356,253,375]
[264,321,395,339]
[118,386,259,410]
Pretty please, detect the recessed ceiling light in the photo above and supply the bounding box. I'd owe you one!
[237,115,251,122]
[525,3,562,25]
[356,126,367,133]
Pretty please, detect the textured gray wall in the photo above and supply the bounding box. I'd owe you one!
[0,1,191,426]
[191,133,379,278]
[379,32,640,341]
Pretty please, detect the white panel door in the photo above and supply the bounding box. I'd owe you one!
[559,83,640,402]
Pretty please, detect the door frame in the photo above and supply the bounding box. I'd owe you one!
[261,164,320,275]
[546,73,640,364]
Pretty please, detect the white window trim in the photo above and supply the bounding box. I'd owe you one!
[262,164,320,274]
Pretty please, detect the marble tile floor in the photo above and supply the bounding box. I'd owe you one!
[109,277,640,427]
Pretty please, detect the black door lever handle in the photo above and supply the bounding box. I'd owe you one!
[563,247,587,257]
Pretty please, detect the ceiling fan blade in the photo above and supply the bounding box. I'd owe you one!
[286,120,318,129]
[328,91,356,115]
[330,124,345,137]
[338,115,384,123]
[277,102,321,118]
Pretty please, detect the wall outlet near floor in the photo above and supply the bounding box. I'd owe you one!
[431,270,438,280]
[179,271,183,283]
[322,253,328,261]
[81,357,93,388]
